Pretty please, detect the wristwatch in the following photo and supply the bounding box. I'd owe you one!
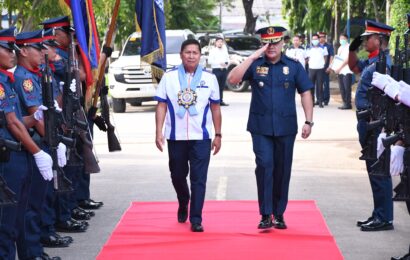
[215,133,222,138]
[305,121,314,127]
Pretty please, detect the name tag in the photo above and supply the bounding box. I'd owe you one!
[256,66,269,76]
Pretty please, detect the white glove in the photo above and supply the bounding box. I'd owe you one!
[33,105,48,121]
[390,145,405,177]
[371,72,392,90]
[33,150,53,181]
[384,80,400,100]
[57,143,67,167]
[54,100,62,112]
[70,79,76,93]
[398,81,410,107]
[59,82,64,92]
[376,132,386,159]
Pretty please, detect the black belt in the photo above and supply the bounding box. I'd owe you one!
[212,68,227,71]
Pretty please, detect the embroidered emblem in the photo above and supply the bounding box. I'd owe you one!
[267,27,275,34]
[177,89,197,109]
[283,66,289,75]
[0,85,5,100]
[256,66,269,76]
[23,79,34,93]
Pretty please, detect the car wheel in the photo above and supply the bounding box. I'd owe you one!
[226,79,250,92]
[112,98,126,113]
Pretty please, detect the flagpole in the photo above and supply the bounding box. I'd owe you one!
[92,0,121,109]
[347,0,350,42]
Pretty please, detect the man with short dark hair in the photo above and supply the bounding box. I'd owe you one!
[155,39,222,232]
[208,36,229,106]
[318,32,334,106]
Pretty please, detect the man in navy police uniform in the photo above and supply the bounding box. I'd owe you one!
[348,20,395,232]
[228,26,314,229]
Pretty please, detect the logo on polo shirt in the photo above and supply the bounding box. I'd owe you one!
[0,85,5,100]
[23,79,33,93]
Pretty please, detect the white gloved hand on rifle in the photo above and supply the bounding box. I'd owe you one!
[371,72,392,91]
[56,143,67,167]
[33,150,53,181]
[390,145,404,177]
[70,79,76,93]
[33,105,48,121]
[398,81,410,107]
[376,132,386,159]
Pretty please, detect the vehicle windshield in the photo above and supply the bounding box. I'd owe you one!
[122,37,142,56]
[225,37,261,51]
[166,36,186,54]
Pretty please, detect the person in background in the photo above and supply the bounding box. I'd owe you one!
[208,36,229,106]
[307,34,328,107]
[318,32,334,106]
[331,33,353,110]
[286,35,307,70]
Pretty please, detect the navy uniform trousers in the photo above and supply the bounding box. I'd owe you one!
[0,151,30,260]
[357,119,393,222]
[251,133,296,216]
[167,139,211,225]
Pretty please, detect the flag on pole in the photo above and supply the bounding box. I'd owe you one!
[135,0,166,80]
[63,0,100,88]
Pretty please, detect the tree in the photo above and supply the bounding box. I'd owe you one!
[389,0,410,50]
[242,0,257,34]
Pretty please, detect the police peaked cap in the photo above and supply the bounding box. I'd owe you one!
[42,28,59,47]
[256,26,287,44]
[40,16,74,33]
[361,20,394,36]
[0,27,18,51]
[16,30,47,50]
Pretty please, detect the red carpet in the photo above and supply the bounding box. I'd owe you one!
[97,200,343,260]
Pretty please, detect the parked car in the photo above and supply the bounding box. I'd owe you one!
[108,29,195,113]
[200,33,261,92]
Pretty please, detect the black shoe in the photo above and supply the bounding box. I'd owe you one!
[220,101,229,106]
[33,253,61,260]
[78,199,103,210]
[356,216,374,227]
[177,204,188,223]
[391,253,410,260]
[324,102,329,106]
[257,215,273,229]
[273,215,287,229]
[342,105,352,110]
[72,207,94,220]
[319,103,324,108]
[55,219,88,233]
[360,218,394,231]
[41,233,72,248]
[191,223,204,232]
[314,101,319,106]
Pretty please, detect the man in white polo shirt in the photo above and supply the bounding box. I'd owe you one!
[285,35,307,69]
[307,33,328,107]
[155,39,222,233]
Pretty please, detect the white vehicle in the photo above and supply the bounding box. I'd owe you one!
[108,29,196,113]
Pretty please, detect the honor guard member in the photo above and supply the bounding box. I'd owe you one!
[348,20,395,231]
[38,28,76,248]
[0,28,58,260]
[14,29,68,260]
[41,16,104,212]
[227,26,314,229]
[155,39,222,232]
[318,32,334,106]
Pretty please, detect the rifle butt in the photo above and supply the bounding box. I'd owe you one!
[107,126,121,152]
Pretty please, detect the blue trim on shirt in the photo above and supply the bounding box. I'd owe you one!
[202,103,210,139]
[154,96,167,102]
[209,98,220,104]
[166,96,176,140]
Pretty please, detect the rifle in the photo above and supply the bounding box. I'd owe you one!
[67,33,100,174]
[88,0,121,152]
[42,54,74,193]
[0,110,20,206]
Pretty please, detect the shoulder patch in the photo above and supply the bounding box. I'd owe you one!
[0,84,5,100]
[23,79,34,93]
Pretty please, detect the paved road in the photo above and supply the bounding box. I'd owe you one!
[47,88,410,260]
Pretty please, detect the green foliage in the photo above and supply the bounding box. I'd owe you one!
[389,0,410,50]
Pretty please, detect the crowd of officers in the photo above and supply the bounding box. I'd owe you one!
[0,16,106,260]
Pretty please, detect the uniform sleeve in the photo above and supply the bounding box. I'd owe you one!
[295,62,314,94]
[209,74,220,103]
[154,74,167,103]
[357,59,368,72]
[0,85,14,114]
[14,77,41,108]
[328,45,334,56]
[242,62,254,81]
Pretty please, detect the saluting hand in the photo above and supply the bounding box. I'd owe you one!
[301,124,312,139]
[249,44,269,61]
[212,137,221,155]
[155,133,165,152]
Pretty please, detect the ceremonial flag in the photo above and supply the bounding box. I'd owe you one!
[63,0,100,88]
[135,0,166,80]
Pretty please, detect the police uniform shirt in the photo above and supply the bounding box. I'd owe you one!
[0,70,24,142]
[155,68,220,140]
[243,54,313,136]
[355,50,392,110]
[13,65,42,116]
[320,42,334,68]
[307,46,328,69]
[285,46,307,69]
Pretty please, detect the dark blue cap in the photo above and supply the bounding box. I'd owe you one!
[0,27,18,51]
[40,16,74,32]
[256,26,287,44]
[43,28,59,47]
[361,20,394,36]
[16,30,47,50]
